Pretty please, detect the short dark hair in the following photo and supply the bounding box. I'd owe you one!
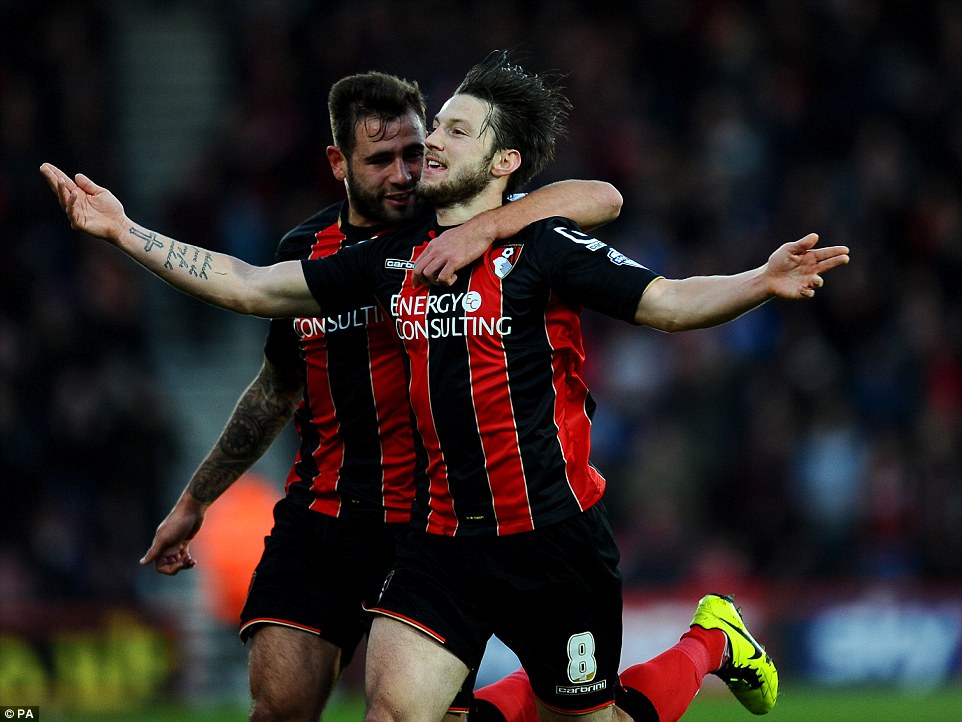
[455,50,571,194]
[328,72,427,157]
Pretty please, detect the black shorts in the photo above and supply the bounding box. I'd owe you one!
[239,497,403,667]
[367,502,623,713]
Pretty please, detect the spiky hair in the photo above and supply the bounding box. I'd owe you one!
[455,50,571,194]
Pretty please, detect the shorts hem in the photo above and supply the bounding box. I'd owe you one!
[239,617,322,643]
[363,604,446,644]
[539,698,616,715]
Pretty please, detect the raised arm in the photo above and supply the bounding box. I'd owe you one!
[414,179,622,286]
[636,233,850,331]
[141,359,302,574]
[40,163,320,318]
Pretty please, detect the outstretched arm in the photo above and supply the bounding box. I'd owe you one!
[636,233,850,331]
[40,163,320,318]
[141,359,302,574]
[414,179,622,286]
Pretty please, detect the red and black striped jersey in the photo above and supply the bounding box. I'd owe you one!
[301,215,661,537]
[265,201,430,522]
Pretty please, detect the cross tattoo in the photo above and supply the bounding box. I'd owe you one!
[129,226,163,252]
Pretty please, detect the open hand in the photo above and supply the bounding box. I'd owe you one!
[40,163,127,242]
[766,233,850,299]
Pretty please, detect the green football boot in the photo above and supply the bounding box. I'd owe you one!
[690,593,778,715]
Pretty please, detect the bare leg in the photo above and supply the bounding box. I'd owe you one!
[535,699,616,722]
[248,625,342,722]
[364,616,470,722]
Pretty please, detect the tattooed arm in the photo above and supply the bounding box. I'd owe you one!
[41,164,320,318]
[140,359,303,575]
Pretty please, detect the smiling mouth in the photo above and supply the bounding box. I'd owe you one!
[385,190,415,204]
[425,155,447,171]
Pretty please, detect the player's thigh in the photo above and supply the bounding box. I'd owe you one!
[249,624,342,711]
[364,616,469,722]
[241,502,400,664]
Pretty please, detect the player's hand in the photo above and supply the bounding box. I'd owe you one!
[140,500,205,575]
[40,163,128,242]
[765,233,850,300]
[413,216,497,288]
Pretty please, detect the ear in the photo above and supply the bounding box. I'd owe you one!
[490,149,521,179]
[327,146,348,182]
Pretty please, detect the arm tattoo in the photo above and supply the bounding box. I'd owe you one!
[166,243,214,279]
[128,228,217,279]
[188,369,301,503]
[129,226,163,252]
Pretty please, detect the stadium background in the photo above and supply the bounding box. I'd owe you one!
[1,0,960,719]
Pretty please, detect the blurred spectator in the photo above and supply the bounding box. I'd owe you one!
[1,2,173,604]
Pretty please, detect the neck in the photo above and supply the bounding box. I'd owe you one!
[345,205,376,228]
[434,182,505,226]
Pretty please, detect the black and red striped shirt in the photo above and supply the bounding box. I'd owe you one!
[265,201,428,522]
[301,215,660,536]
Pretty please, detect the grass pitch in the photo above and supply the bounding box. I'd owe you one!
[685,684,960,721]
[43,685,962,721]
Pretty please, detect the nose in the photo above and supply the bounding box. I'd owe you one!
[425,127,443,149]
[389,157,413,184]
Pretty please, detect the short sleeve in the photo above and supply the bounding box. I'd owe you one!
[528,218,661,323]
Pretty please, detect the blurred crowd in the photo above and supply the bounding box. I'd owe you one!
[1,0,960,607]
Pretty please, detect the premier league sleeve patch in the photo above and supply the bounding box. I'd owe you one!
[605,248,646,268]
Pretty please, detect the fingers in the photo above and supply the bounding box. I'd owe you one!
[152,550,197,576]
[140,540,163,566]
[74,172,102,193]
[412,255,434,289]
[790,235,849,278]
[413,256,458,288]
[434,267,458,287]
[39,164,100,200]
[39,162,67,184]
[40,163,82,217]
[155,558,188,576]
[414,255,441,279]
[791,232,819,253]
[39,163,74,192]
[39,163,67,203]
[816,252,850,274]
[811,245,850,263]
[39,163,58,190]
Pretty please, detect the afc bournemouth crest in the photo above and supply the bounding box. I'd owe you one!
[492,243,523,279]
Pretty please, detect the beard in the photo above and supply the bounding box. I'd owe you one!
[345,175,418,225]
[416,152,495,209]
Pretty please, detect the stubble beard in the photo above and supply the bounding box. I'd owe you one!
[416,152,495,210]
[346,175,419,226]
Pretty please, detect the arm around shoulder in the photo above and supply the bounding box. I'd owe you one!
[412,179,623,286]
